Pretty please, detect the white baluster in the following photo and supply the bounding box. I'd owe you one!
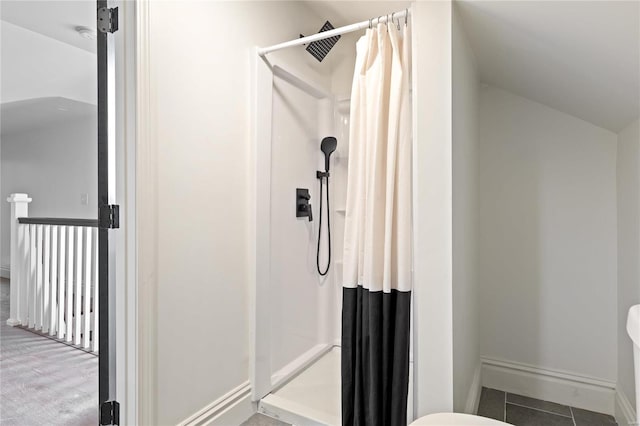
[18,224,29,326]
[50,226,58,335]
[28,224,36,329]
[42,225,50,333]
[66,227,74,342]
[35,224,43,330]
[6,193,31,326]
[58,226,67,339]
[83,227,92,349]
[74,226,83,345]
[92,227,99,353]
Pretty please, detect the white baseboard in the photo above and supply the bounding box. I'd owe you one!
[465,362,482,414]
[615,388,638,426]
[0,266,10,279]
[178,382,254,426]
[481,357,616,415]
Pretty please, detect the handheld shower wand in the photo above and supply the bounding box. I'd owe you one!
[317,137,337,276]
[321,136,337,173]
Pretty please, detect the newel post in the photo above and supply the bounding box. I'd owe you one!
[6,193,31,326]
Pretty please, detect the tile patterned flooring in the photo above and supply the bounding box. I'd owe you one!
[478,387,618,426]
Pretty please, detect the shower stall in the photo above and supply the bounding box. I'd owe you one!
[251,61,347,425]
[249,7,414,424]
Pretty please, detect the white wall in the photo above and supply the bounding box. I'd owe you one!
[452,4,480,414]
[479,86,618,382]
[328,32,360,100]
[146,2,331,423]
[412,0,454,415]
[616,118,640,409]
[1,115,97,271]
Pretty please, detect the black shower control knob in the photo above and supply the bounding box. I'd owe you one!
[296,188,313,222]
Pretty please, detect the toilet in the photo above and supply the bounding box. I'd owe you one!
[409,413,509,425]
[628,304,640,422]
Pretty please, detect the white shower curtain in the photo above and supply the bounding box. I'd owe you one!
[341,21,412,426]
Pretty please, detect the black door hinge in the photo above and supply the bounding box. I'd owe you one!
[99,204,120,229]
[98,7,119,33]
[100,400,120,425]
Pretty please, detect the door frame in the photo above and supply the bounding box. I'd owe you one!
[97,0,119,422]
[98,0,140,424]
[114,0,140,425]
[128,0,156,424]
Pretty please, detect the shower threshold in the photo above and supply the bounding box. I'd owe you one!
[259,347,341,426]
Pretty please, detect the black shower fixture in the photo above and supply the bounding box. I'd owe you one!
[300,21,341,62]
[320,136,337,174]
[296,188,313,222]
[317,136,337,276]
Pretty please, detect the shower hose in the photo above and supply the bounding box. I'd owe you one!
[317,174,331,276]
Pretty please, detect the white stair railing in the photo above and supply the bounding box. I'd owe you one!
[7,193,99,353]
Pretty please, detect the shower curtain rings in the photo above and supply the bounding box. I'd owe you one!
[405,9,408,26]
[369,18,372,29]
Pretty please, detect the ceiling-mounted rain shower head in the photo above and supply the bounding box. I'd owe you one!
[300,21,341,62]
[321,136,337,172]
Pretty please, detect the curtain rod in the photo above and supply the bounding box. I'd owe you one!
[258,8,410,57]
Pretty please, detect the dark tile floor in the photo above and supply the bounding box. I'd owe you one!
[478,387,618,426]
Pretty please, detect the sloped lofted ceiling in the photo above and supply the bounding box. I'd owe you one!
[0,0,96,53]
[456,0,640,132]
[1,97,96,137]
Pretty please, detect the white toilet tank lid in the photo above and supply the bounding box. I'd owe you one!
[628,304,640,348]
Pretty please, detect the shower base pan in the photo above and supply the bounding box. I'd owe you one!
[259,347,341,425]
